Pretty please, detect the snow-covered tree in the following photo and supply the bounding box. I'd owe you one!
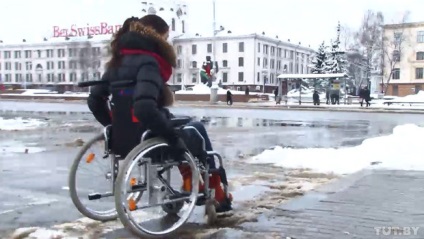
[310,41,327,74]
[308,41,328,88]
[324,22,348,75]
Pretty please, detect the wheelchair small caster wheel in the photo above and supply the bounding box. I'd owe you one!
[162,201,184,215]
[205,199,217,225]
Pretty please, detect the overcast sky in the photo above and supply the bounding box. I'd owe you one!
[0,0,422,49]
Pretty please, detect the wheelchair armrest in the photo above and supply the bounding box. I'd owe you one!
[170,116,192,128]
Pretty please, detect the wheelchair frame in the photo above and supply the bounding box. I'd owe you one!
[69,80,230,237]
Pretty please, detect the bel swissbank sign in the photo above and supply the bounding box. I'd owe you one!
[53,22,122,38]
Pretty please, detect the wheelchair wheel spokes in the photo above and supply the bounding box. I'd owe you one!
[115,139,200,238]
[68,133,118,221]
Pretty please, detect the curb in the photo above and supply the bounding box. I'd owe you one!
[1,98,423,114]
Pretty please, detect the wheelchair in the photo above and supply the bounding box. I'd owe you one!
[70,80,230,238]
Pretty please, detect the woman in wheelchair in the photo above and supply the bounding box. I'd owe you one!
[87,15,232,212]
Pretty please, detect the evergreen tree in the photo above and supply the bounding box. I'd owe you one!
[324,22,348,75]
[308,41,328,88]
[310,41,327,74]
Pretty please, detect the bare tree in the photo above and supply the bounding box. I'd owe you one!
[381,11,410,95]
[346,51,367,92]
[354,10,385,89]
[68,41,103,91]
[340,24,356,50]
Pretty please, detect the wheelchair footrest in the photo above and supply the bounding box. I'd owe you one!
[88,192,113,200]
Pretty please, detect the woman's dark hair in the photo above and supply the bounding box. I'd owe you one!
[106,16,139,68]
[138,14,169,35]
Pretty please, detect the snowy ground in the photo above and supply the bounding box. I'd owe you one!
[1,106,424,238]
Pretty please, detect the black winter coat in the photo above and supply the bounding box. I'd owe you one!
[87,29,177,157]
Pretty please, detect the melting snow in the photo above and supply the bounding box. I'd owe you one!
[249,124,424,174]
[0,117,47,131]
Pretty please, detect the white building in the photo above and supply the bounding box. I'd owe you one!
[0,0,315,94]
[172,33,315,93]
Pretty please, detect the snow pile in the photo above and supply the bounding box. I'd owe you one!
[387,90,424,103]
[249,124,424,175]
[176,84,245,95]
[21,89,58,95]
[0,117,47,131]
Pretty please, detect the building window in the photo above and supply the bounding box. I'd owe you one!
[417,52,424,60]
[177,45,182,54]
[257,72,260,82]
[192,61,197,68]
[238,72,244,82]
[57,73,65,82]
[14,51,21,58]
[37,50,42,58]
[392,68,400,79]
[4,51,11,59]
[15,73,22,82]
[270,59,275,69]
[177,73,182,83]
[5,74,11,82]
[191,73,197,83]
[70,73,77,82]
[182,20,185,33]
[222,60,228,67]
[417,31,424,43]
[263,58,268,68]
[277,48,282,58]
[207,44,212,53]
[239,42,244,52]
[172,18,175,31]
[222,72,228,82]
[177,59,182,68]
[257,57,260,66]
[47,61,54,70]
[58,49,65,57]
[223,43,228,53]
[46,49,54,58]
[238,57,244,67]
[392,50,400,62]
[277,60,281,70]
[25,73,32,82]
[25,62,32,71]
[263,45,268,54]
[15,62,21,71]
[270,46,275,56]
[25,50,32,58]
[192,44,197,54]
[58,61,66,69]
[5,62,11,70]
[416,68,423,79]
[258,43,260,53]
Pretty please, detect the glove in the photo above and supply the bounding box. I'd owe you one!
[165,129,188,161]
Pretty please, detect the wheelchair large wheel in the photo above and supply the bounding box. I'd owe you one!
[68,133,118,221]
[115,138,200,238]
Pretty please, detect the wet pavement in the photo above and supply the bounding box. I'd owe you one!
[1,101,424,238]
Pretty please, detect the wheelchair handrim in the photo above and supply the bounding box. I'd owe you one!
[119,143,200,236]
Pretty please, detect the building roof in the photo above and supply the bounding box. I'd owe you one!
[0,35,112,48]
[174,31,315,52]
[384,21,424,29]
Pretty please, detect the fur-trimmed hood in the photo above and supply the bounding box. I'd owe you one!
[118,22,176,67]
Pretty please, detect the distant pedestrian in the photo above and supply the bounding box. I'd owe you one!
[274,87,280,104]
[245,87,249,95]
[313,90,320,106]
[326,89,330,105]
[226,90,233,105]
